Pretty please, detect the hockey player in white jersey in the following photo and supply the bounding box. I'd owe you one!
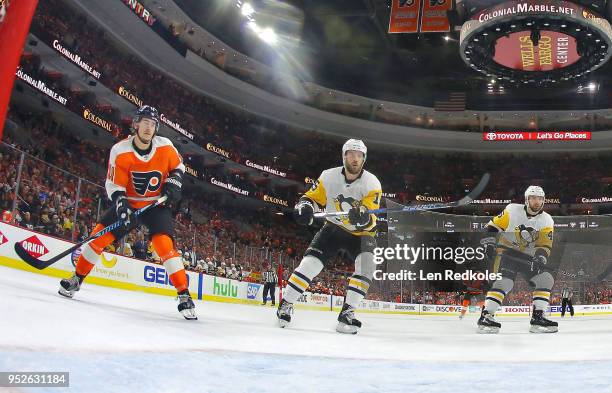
[277,139,382,334]
[478,186,558,333]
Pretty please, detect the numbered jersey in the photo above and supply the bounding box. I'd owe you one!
[488,203,554,257]
[304,166,382,236]
[106,135,184,208]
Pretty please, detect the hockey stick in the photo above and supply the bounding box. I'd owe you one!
[492,244,548,271]
[13,196,167,270]
[314,172,490,218]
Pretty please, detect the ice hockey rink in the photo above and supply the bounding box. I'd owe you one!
[0,265,611,393]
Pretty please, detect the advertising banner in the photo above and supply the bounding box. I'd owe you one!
[209,177,250,196]
[159,113,194,140]
[82,108,122,137]
[117,85,144,107]
[52,39,101,79]
[483,131,591,141]
[1,223,611,316]
[16,68,68,105]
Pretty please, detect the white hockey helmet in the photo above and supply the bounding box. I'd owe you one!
[342,139,367,164]
[524,185,545,214]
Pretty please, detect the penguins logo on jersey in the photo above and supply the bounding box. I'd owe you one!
[131,170,162,195]
[334,194,359,225]
[514,224,539,248]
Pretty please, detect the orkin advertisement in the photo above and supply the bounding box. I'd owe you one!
[16,68,68,105]
[483,131,591,141]
[52,39,101,79]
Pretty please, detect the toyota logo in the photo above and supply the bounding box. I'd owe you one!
[486,133,497,141]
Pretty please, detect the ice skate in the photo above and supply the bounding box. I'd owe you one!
[336,303,361,334]
[177,290,197,320]
[58,274,82,298]
[530,310,558,333]
[277,299,293,328]
[477,310,501,334]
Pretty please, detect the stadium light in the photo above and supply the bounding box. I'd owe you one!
[247,20,259,32]
[241,2,254,17]
[259,27,278,45]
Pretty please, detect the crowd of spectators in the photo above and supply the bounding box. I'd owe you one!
[20,0,612,213]
[5,86,612,305]
[2,116,609,303]
[2,107,313,276]
[584,284,612,304]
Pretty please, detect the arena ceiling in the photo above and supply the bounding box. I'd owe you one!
[174,0,612,111]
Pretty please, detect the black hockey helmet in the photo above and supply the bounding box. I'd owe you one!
[132,105,160,133]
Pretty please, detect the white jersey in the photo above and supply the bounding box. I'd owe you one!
[488,203,554,257]
[303,166,382,236]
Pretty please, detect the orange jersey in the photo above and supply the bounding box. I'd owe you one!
[105,136,184,208]
[463,278,487,295]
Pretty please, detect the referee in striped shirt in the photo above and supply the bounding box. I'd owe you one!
[561,284,574,317]
[262,263,278,306]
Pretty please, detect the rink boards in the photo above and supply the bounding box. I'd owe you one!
[0,222,610,317]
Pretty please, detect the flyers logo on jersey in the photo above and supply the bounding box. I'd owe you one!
[131,170,162,195]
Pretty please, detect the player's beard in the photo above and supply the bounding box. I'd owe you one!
[527,201,543,214]
[530,203,543,213]
[344,160,363,175]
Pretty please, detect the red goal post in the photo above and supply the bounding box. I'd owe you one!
[0,0,39,139]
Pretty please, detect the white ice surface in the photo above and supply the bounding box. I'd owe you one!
[1,265,611,393]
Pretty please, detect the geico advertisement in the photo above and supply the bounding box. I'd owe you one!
[0,222,199,295]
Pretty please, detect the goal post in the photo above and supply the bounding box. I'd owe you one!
[0,0,39,139]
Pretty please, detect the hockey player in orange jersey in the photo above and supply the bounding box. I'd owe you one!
[459,276,487,319]
[58,105,197,320]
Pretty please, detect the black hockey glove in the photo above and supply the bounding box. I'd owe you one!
[479,236,497,260]
[113,192,133,229]
[162,169,183,208]
[530,251,548,271]
[294,198,315,226]
[348,205,371,229]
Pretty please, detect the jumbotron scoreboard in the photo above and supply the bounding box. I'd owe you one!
[458,0,612,84]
